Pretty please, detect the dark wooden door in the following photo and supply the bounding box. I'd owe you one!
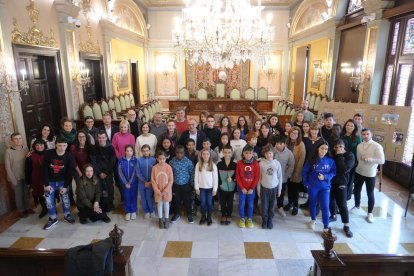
[83,59,103,103]
[18,55,59,140]
[13,45,67,143]
[294,46,309,105]
[131,62,140,104]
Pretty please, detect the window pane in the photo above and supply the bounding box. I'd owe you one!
[382,65,394,105]
[391,22,400,55]
[347,0,363,14]
[402,18,414,54]
[395,64,412,106]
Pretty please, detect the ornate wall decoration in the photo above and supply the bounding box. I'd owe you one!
[295,3,326,34]
[79,21,101,55]
[185,61,250,97]
[112,1,145,36]
[11,0,57,48]
[258,51,283,97]
[154,52,177,97]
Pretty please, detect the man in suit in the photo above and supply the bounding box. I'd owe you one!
[179,118,206,151]
[99,112,119,142]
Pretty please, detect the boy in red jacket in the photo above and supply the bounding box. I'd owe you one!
[236,145,260,228]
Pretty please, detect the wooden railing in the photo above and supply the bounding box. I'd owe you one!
[312,229,414,276]
[0,225,133,276]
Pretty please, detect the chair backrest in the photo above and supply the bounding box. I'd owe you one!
[277,101,284,115]
[120,95,127,111]
[216,83,225,97]
[138,109,144,122]
[257,87,268,100]
[114,97,122,113]
[151,103,157,117]
[108,98,115,110]
[285,106,292,116]
[320,96,328,106]
[280,103,287,116]
[129,94,135,107]
[143,107,150,123]
[313,95,322,112]
[230,89,241,100]
[244,88,254,100]
[179,88,190,100]
[125,94,131,109]
[309,94,317,110]
[155,100,161,112]
[290,107,296,116]
[197,88,208,100]
[305,92,312,103]
[112,109,118,120]
[101,100,109,115]
[147,104,154,121]
[92,101,103,120]
[82,104,94,119]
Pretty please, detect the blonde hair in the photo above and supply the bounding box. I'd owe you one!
[198,148,213,172]
[119,120,131,132]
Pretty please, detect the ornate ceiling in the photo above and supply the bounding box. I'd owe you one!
[136,0,296,8]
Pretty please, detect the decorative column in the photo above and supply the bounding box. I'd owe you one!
[53,0,81,118]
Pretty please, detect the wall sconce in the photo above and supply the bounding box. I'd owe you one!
[0,52,29,101]
[72,62,91,89]
[156,55,174,79]
[341,61,370,98]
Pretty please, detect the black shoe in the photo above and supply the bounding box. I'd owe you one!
[343,226,353,238]
[329,215,337,222]
[38,209,48,219]
[283,204,292,211]
[43,217,58,230]
[292,207,298,216]
[159,219,164,229]
[188,215,194,224]
[267,219,274,229]
[170,214,180,224]
[207,215,212,226]
[199,215,206,225]
[80,218,87,224]
[64,214,75,224]
[164,218,170,229]
[262,220,267,229]
[299,201,309,209]
[102,216,111,223]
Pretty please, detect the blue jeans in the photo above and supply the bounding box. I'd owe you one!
[309,185,330,229]
[123,182,138,213]
[199,188,213,215]
[138,184,154,214]
[45,181,71,219]
[238,187,255,219]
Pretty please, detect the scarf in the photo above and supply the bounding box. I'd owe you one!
[61,129,77,143]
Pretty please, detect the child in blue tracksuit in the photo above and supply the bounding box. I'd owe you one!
[302,140,336,231]
[118,144,138,221]
[136,144,157,219]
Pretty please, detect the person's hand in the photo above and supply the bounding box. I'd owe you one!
[11,180,17,187]
[157,190,162,196]
[277,191,281,197]
[145,181,151,187]
[60,188,67,195]
[99,172,107,179]
[242,188,248,194]
[162,191,168,197]
[247,189,253,195]
[26,151,32,158]
[44,186,52,193]
[195,189,200,196]
[318,173,324,181]
[78,172,83,177]
[257,190,261,197]
[213,191,217,196]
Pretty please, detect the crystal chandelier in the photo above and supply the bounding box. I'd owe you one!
[172,0,274,69]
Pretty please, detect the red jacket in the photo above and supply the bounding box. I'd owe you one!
[236,160,260,190]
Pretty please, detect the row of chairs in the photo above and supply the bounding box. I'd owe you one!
[136,99,165,123]
[80,93,137,120]
[305,92,329,113]
[178,86,269,100]
[273,100,297,116]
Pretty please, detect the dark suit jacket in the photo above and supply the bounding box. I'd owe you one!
[98,125,119,142]
[178,130,206,151]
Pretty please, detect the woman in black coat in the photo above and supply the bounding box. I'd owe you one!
[330,139,355,238]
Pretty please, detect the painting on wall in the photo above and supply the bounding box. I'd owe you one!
[311,60,322,90]
[154,52,178,97]
[117,61,129,90]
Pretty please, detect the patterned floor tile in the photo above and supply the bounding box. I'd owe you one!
[10,237,44,249]
[329,242,354,254]
[244,242,274,259]
[163,241,193,258]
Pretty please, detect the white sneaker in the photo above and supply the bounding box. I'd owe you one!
[299,192,304,198]
[303,193,308,199]
[308,220,316,230]
[278,207,286,217]
[125,213,131,221]
[367,213,374,223]
[131,212,137,220]
[144,213,150,219]
[350,206,363,215]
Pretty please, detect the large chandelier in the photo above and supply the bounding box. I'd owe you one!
[172,0,274,69]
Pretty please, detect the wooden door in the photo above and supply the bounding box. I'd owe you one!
[293,46,309,105]
[13,45,67,143]
[131,61,140,104]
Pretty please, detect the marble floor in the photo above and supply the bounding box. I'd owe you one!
[1,175,414,276]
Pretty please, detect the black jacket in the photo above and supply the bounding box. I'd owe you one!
[90,144,117,176]
[178,130,206,151]
[331,151,355,188]
[98,125,119,142]
[203,127,221,149]
[128,119,141,139]
[43,150,74,188]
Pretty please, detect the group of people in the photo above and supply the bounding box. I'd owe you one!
[4,101,385,237]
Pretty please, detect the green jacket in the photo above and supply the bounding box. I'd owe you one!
[76,176,101,209]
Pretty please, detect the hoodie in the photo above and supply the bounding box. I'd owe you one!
[117,156,137,186]
[258,158,283,192]
[302,156,336,189]
[136,156,157,185]
[274,146,295,183]
[236,159,260,190]
[217,157,237,192]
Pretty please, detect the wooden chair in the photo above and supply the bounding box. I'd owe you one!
[216,83,225,97]
[147,104,154,121]
[197,88,208,100]
[108,98,115,111]
[138,109,145,122]
[230,89,241,100]
[129,94,135,107]
[125,94,131,109]
[305,92,312,103]
[114,96,122,113]
[257,87,268,100]
[120,95,127,111]
[92,101,103,120]
[285,106,292,116]
[290,107,296,116]
[313,95,322,112]
[82,104,94,119]
[179,88,190,100]
[155,100,161,113]
[101,99,109,115]
[280,103,287,116]
[143,107,150,123]
[309,94,316,111]
[151,102,157,117]
[244,88,255,100]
